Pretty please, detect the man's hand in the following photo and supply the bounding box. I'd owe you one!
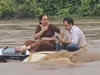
[61,39,71,44]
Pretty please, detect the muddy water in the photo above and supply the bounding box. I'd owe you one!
[0,19,100,75]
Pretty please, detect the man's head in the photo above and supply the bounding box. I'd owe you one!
[39,14,49,26]
[63,17,74,31]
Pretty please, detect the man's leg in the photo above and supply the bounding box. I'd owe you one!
[56,43,62,51]
[64,43,80,52]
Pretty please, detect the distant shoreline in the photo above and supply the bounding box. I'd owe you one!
[0,18,100,26]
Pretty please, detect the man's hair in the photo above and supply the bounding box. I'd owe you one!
[63,17,74,25]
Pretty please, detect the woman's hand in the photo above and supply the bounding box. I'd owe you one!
[41,37,56,41]
[40,25,48,32]
[35,25,49,39]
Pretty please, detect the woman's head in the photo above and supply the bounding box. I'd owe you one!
[39,14,49,26]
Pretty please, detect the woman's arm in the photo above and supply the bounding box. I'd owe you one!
[41,36,56,41]
[34,25,48,39]
[35,30,45,39]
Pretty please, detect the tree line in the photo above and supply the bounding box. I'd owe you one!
[0,0,100,19]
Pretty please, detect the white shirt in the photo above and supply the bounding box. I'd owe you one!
[63,25,87,47]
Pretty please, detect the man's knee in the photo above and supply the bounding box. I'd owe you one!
[65,43,80,52]
[56,43,62,50]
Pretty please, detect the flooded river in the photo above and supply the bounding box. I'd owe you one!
[0,19,100,75]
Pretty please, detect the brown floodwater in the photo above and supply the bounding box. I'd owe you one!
[0,19,100,75]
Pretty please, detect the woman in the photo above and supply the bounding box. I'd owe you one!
[24,15,60,52]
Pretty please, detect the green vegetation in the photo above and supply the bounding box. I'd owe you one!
[0,0,100,19]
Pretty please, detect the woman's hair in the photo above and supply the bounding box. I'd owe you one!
[39,14,47,24]
[63,17,74,25]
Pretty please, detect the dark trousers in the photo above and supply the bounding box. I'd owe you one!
[56,43,80,52]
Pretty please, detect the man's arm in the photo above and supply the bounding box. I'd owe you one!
[71,30,80,45]
[58,31,71,44]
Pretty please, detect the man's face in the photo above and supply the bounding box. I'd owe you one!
[63,21,72,31]
[41,15,48,26]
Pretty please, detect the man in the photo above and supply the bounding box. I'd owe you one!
[57,17,87,52]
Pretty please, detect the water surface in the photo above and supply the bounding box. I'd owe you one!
[0,19,100,75]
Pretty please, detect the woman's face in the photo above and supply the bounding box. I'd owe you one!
[40,15,48,26]
[64,21,72,31]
